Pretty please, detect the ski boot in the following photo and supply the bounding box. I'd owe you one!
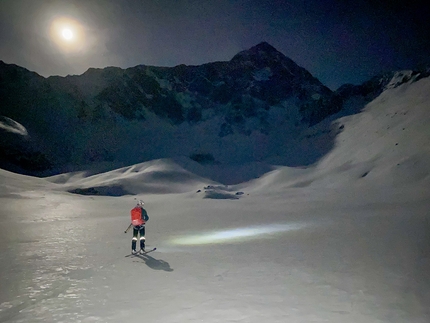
[132,240,137,253]
[140,238,145,252]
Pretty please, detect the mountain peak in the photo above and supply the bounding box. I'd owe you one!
[250,42,279,53]
[230,42,285,64]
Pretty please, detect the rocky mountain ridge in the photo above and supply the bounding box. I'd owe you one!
[1,42,428,177]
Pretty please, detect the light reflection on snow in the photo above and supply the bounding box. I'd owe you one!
[171,223,307,245]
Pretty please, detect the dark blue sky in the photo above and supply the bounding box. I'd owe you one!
[0,0,429,90]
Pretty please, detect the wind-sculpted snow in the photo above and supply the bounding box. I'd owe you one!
[0,116,52,175]
[0,116,28,136]
[56,159,216,196]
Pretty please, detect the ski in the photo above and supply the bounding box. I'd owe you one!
[125,247,156,257]
[140,247,156,254]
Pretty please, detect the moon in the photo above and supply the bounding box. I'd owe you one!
[49,17,86,52]
[61,28,73,40]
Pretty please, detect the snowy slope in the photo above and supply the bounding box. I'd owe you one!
[247,75,430,192]
[46,158,217,195]
[1,76,430,322]
[317,76,430,187]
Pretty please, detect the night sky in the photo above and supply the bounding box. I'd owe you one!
[0,0,429,90]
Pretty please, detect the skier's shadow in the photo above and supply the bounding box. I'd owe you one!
[132,253,173,272]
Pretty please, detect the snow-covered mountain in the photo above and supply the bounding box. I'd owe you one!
[0,42,429,183]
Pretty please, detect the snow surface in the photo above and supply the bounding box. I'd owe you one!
[0,117,28,136]
[1,78,430,322]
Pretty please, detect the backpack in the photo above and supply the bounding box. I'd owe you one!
[131,206,145,226]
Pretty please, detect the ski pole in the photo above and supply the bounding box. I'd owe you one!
[124,223,132,233]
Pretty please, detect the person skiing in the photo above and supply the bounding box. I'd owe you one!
[125,200,149,253]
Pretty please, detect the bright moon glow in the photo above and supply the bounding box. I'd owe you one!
[49,16,85,52]
[61,28,73,40]
[171,223,308,246]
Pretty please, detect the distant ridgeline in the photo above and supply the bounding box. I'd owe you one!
[0,42,428,176]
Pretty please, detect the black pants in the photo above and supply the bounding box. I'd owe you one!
[131,226,146,250]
